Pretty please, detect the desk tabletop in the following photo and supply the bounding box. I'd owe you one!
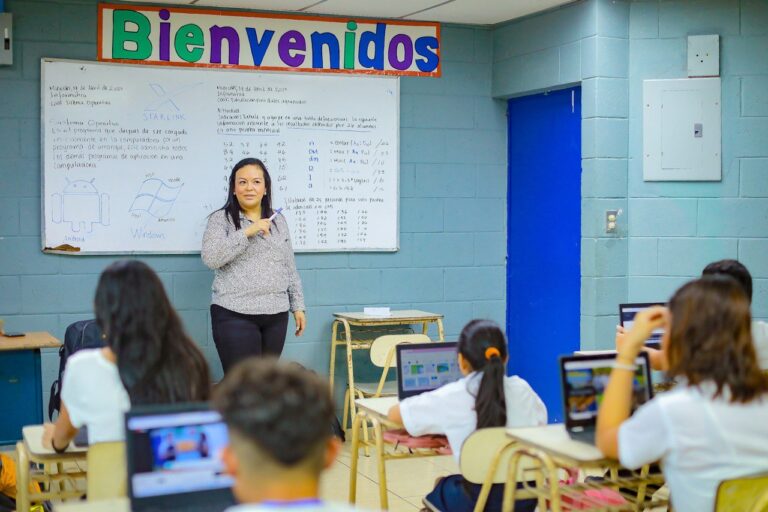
[55,498,130,512]
[0,331,61,351]
[356,396,399,419]
[506,424,609,465]
[334,310,443,322]
[23,425,88,456]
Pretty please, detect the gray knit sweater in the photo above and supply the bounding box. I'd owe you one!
[201,210,305,315]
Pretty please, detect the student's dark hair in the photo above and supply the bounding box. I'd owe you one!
[218,157,273,230]
[702,259,752,302]
[212,358,334,469]
[666,275,768,403]
[458,319,508,429]
[94,260,211,405]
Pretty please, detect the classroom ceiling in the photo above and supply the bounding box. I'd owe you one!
[128,0,576,26]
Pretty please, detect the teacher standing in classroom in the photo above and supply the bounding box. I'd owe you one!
[202,157,306,374]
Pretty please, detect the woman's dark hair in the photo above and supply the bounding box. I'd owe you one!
[702,259,753,302]
[218,157,273,230]
[458,319,509,429]
[666,275,768,403]
[94,260,211,405]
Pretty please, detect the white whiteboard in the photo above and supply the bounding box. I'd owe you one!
[41,59,399,254]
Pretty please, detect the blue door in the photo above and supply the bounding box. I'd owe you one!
[506,87,581,423]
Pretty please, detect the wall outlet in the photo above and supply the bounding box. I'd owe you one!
[688,35,719,77]
[605,209,619,234]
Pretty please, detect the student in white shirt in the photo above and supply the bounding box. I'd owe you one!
[42,260,212,451]
[597,276,768,512]
[213,358,355,512]
[387,319,547,512]
[617,259,768,371]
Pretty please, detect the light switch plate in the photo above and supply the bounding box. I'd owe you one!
[0,13,12,67]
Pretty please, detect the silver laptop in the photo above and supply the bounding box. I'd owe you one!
[125,403,235,512]
[560,352,653,444]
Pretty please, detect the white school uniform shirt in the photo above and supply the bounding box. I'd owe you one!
[618,381,768,512]
[752,320,768,370]
[226,502,359,512]
[61,348,131,444]
[399,372,547,462]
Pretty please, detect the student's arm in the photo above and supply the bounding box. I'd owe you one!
[42,404,79,451]
[598,306,668,458]
[615,325,666,371]
[387,404,403,425]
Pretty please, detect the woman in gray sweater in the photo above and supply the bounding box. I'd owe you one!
[202,158,306,373]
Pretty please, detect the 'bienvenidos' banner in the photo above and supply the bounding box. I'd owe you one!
[98,3,441,77]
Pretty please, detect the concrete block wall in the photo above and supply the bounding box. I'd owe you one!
[493,0,631,350]
[626,0,768,324]
[0,0,507,414]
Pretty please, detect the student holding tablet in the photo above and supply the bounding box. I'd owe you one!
[597,276,768,512]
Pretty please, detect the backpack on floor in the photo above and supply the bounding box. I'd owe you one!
[48,319,106,420]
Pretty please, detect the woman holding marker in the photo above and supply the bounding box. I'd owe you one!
[202,157,305,373]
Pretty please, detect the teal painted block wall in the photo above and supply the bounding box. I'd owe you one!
[492,0,631,350]
[0,0,506,414]
[626,0,768,327]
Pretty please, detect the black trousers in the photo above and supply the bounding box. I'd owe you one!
[210,304,289,374]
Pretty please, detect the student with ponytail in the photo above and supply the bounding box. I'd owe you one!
[388,319,546,512]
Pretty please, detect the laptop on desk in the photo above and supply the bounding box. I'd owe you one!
[560,352,653,445]
[619,302,666,349]
[395,342,462,400]
[125,404,235,512]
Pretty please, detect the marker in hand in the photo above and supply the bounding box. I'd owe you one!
[268,207,283,222]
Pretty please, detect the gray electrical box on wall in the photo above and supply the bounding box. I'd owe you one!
[0,13,12,66]
[642,78,721,181]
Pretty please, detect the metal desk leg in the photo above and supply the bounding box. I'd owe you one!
[371,417,389,510]
[436,318,445,341]
[329,320,340,391]
[348,412,363,504]
[16,441,31,512]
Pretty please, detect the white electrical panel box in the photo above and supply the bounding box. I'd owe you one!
[643,78,721,181]
[688,35,719,77]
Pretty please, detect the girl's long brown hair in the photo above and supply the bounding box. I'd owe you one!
[666,275,768,403]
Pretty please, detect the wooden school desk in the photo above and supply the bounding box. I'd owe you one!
[329,310,444,427]
[16,425,88,512]
[349,396,449,510]
[503,424,666,512]
[55,498,130,511]
[0,332,61,444]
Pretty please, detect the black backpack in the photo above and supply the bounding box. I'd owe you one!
[48,320,106,420]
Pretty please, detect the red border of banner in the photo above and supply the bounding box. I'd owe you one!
[97,3,442,77]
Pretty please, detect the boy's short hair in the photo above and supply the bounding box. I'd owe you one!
[702,259,753,302]
[212,358,334,470]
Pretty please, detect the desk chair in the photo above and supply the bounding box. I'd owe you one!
[421,428,538,512]
[715,472,768,512]
[86,442,126,501]
[15,426,87,512]
[342,333,430,430]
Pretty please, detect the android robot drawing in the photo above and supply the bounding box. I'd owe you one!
[51,178,110,233]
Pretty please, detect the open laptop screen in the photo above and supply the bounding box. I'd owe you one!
[561,353,653,428]
[396,342,461,400]
[126,407,233,500]
[619,302,665,347]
